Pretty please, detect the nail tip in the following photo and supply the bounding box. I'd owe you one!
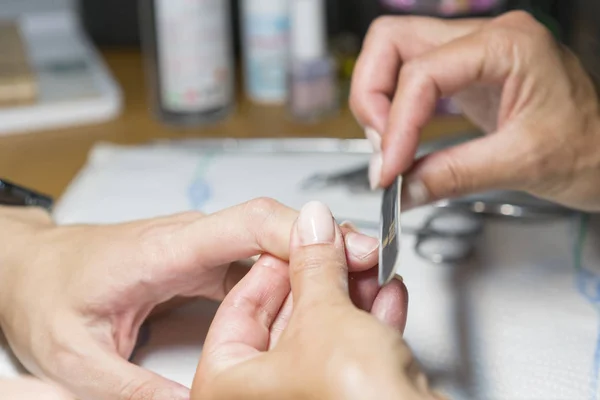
[364,127,382,152]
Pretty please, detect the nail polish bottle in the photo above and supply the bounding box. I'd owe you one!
[288,0,338,122]
[140,0,235,127]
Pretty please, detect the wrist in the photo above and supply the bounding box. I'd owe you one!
[0,207,53,322]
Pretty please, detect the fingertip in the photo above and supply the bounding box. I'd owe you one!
[371,277,409,333]
[344,231,379,271]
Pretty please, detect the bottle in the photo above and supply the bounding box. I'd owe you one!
[288,0,338,122]
[240,0,290,104]
[140,0,235,126]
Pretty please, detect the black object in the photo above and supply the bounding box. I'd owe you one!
[79,0,141,47]
[0,179,54,211]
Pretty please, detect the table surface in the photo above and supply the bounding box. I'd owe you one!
[0,49,475,199]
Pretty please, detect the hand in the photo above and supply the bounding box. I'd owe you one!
[0,199,380,400]
[350,11,600,212]
[0,376,74,400]
[193,202,440,400]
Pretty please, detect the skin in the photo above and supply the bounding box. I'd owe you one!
[192,202,441,400]
[0,199,400,400]
[4,10,600,399]
[350,11,600,212]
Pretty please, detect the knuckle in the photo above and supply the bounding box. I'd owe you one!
[367,16,397,39]
[498,10,539,28]
[242,197,288,250]
[482,27,516,61]
[291,252,346,276]
[491,11,554,49]
[244,197,282,223]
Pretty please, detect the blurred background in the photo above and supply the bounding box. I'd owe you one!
[0,0,597,198]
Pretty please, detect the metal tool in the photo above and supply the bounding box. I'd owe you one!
[301,163,371,193]
[379,176,402,286]
[340,193,576,275]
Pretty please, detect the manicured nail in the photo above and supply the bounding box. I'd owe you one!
[345,231,379,260]
[365,127,382,152]
[297,201,335,245]
[402,178,429,209]
[368,153,382,190]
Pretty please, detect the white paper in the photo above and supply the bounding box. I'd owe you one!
[2,142,599,400]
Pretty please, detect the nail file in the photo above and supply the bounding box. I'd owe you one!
[379,175,402,286]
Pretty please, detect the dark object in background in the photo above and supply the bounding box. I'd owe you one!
[79,0,141,46]
[562,0,600,87]
[80,0,243,57]
[79,0,380,51]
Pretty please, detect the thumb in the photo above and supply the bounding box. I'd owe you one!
[54,336,189,400]
[289,201,350,307]
[401,132,527,209]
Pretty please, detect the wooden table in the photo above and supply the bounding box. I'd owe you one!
[0,50,475,199]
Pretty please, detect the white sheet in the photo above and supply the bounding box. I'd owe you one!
[2,141,599,400]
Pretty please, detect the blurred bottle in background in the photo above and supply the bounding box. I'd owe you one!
[139,0,235,127]
[288,0,338,122]
[240,0,290,104]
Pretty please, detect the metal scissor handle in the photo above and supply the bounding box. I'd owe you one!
[413,209,483,264]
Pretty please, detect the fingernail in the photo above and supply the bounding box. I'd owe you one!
[365,127,382,152]
[340,220,359,232]
[346,231,378,259]
[297,201,335,245]
[403,178,429,209]
[394,275,404,282]
[368,153,383,190]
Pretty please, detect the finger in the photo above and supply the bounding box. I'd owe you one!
[350,16,485,134]
[0,376,74,400]
[381,30,515,186]
[347,269,408,333]
[147,262,251,320]
[173,198,297,270]
[400,132,528,208]
[200,255,290,370]
[127,198,295,299]
[268,292,293,349]
[289,201,350,306]
[371,278,409,333]
[341,222,379,272]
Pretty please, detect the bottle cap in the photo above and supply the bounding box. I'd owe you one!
[290,0,327,61]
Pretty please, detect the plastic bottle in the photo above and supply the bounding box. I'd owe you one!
[240,0,290,104]
[288,0,338,122]
[140,0,235,126]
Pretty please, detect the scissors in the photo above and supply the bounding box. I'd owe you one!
[338,195,576,267]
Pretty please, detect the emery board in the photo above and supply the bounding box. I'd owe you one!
[379,175,402,286]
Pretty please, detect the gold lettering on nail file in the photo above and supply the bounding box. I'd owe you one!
[379,175,402,286]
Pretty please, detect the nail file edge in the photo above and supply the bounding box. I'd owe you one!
[378,175,402,286]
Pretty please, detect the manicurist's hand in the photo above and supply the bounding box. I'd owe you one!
[193,202,442,400]
[0,199,382,400]
[351,11,600,212]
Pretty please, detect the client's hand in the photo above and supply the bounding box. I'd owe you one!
[193,202,440,400]
[0,199,380,400]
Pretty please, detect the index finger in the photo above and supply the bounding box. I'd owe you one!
[350,16,485,135]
